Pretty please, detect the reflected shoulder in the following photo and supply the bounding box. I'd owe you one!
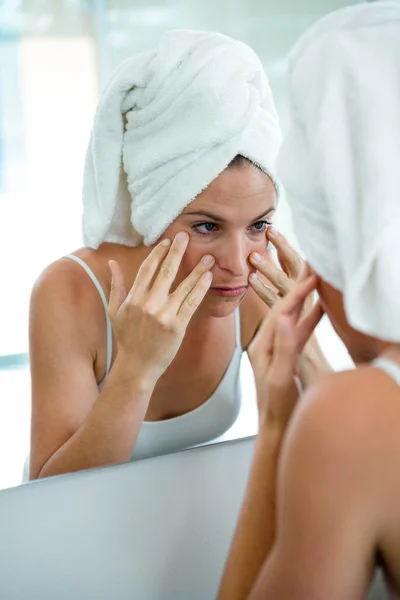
[29,254,107,356]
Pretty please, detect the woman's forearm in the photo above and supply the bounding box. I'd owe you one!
[37,356,156,479]
[217,424,285,600]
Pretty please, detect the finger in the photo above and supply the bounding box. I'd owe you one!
[268,315,299,386]
[277,276,318,323]
[267,226,305,279]
[277,248,307,281]
[249,251,293,296]
[248,272,280,308]
[150,232,189,298]
[167,254,215,314]
[108,260,127,319]
[302,262,313,279]
[177,271,214,325]
[127,238,172,302]
[295,300,325,352]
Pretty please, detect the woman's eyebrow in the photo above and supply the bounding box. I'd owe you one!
[182,207,275,223]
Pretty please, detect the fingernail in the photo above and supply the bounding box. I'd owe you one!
[268,226,278,237]
[161,238,171,246]
[252,252,261,262]
[177,232,188,242]
[202,255,213,266]
[250,273,258,283]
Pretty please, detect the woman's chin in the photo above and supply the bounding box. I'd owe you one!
[201,294,245,318]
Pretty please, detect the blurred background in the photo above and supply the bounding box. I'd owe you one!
[0,0,363,489]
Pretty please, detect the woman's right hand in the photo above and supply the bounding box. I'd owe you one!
[108,232,214,385]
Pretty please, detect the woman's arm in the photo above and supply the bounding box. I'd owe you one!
[30,233,214,479]
[217,423,285,599]
[247,371,382,600]
[29,264,157,479]
[218,277,323,599]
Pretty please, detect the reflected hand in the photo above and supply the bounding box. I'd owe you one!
[108,233,214,385]
[249,227,331,390]
[247,275,324,430]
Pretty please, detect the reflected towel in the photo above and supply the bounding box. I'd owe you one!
[82,29,282,248]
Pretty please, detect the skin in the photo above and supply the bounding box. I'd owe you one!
[141,164,278,320]
[29,162,328,479]
[217,239,400,600]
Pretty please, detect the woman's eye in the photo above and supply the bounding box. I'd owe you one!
[252,220,270,232]
[192,222,217,235]
[192,220,272,236]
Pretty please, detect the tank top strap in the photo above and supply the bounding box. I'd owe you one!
[234,308,242,351]
[373,357,400,387]
[64,254,113,378]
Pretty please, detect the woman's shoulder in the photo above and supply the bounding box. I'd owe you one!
[302,366,399,417]
[31,242,138,305]
[279,366,400,586]
[292,366,400,458]
[280,366,400,516]
[32,247,103,306]
[29,245,121,343]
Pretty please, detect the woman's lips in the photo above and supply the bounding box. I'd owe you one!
[209,286,248,297]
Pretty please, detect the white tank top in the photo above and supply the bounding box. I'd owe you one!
[65,254,243,461]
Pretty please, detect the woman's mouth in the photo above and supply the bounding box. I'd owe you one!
[209,286,248,297]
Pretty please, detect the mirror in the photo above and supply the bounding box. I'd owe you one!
[0,0,356,492]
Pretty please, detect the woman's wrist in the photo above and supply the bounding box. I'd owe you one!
[298,335,332,389]
[112,353,159,394]
[257,419,286,450]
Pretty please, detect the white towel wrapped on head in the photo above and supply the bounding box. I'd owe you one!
[82,29,282,249]
[278,2,400,342]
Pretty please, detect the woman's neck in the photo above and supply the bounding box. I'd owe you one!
[379,343,400,366]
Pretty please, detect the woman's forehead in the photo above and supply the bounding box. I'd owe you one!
[181,199,276,224]
[183,167,277,216]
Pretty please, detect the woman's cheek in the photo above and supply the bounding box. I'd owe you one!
[252,237,268,256]
[178,252,202,280]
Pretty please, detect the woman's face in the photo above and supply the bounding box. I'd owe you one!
[316,276,382,364]
[160,163,277,318]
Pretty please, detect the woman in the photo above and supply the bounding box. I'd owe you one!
[217,3,400,600]
[28,30,329,480]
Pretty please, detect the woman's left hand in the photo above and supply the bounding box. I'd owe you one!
[249,227,332,393]
[247,275,324,430]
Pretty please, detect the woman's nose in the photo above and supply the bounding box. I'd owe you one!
[217,236,251,277]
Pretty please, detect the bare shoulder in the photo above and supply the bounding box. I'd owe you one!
[32,253,96,304]
[296,366,400,434]
[282,366,400,504]
[30,253,104,343]
[278,366,400,588]
[29,241,131,333]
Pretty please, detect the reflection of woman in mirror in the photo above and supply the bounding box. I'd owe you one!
[27,31,329,480]
[218,3,400,600]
